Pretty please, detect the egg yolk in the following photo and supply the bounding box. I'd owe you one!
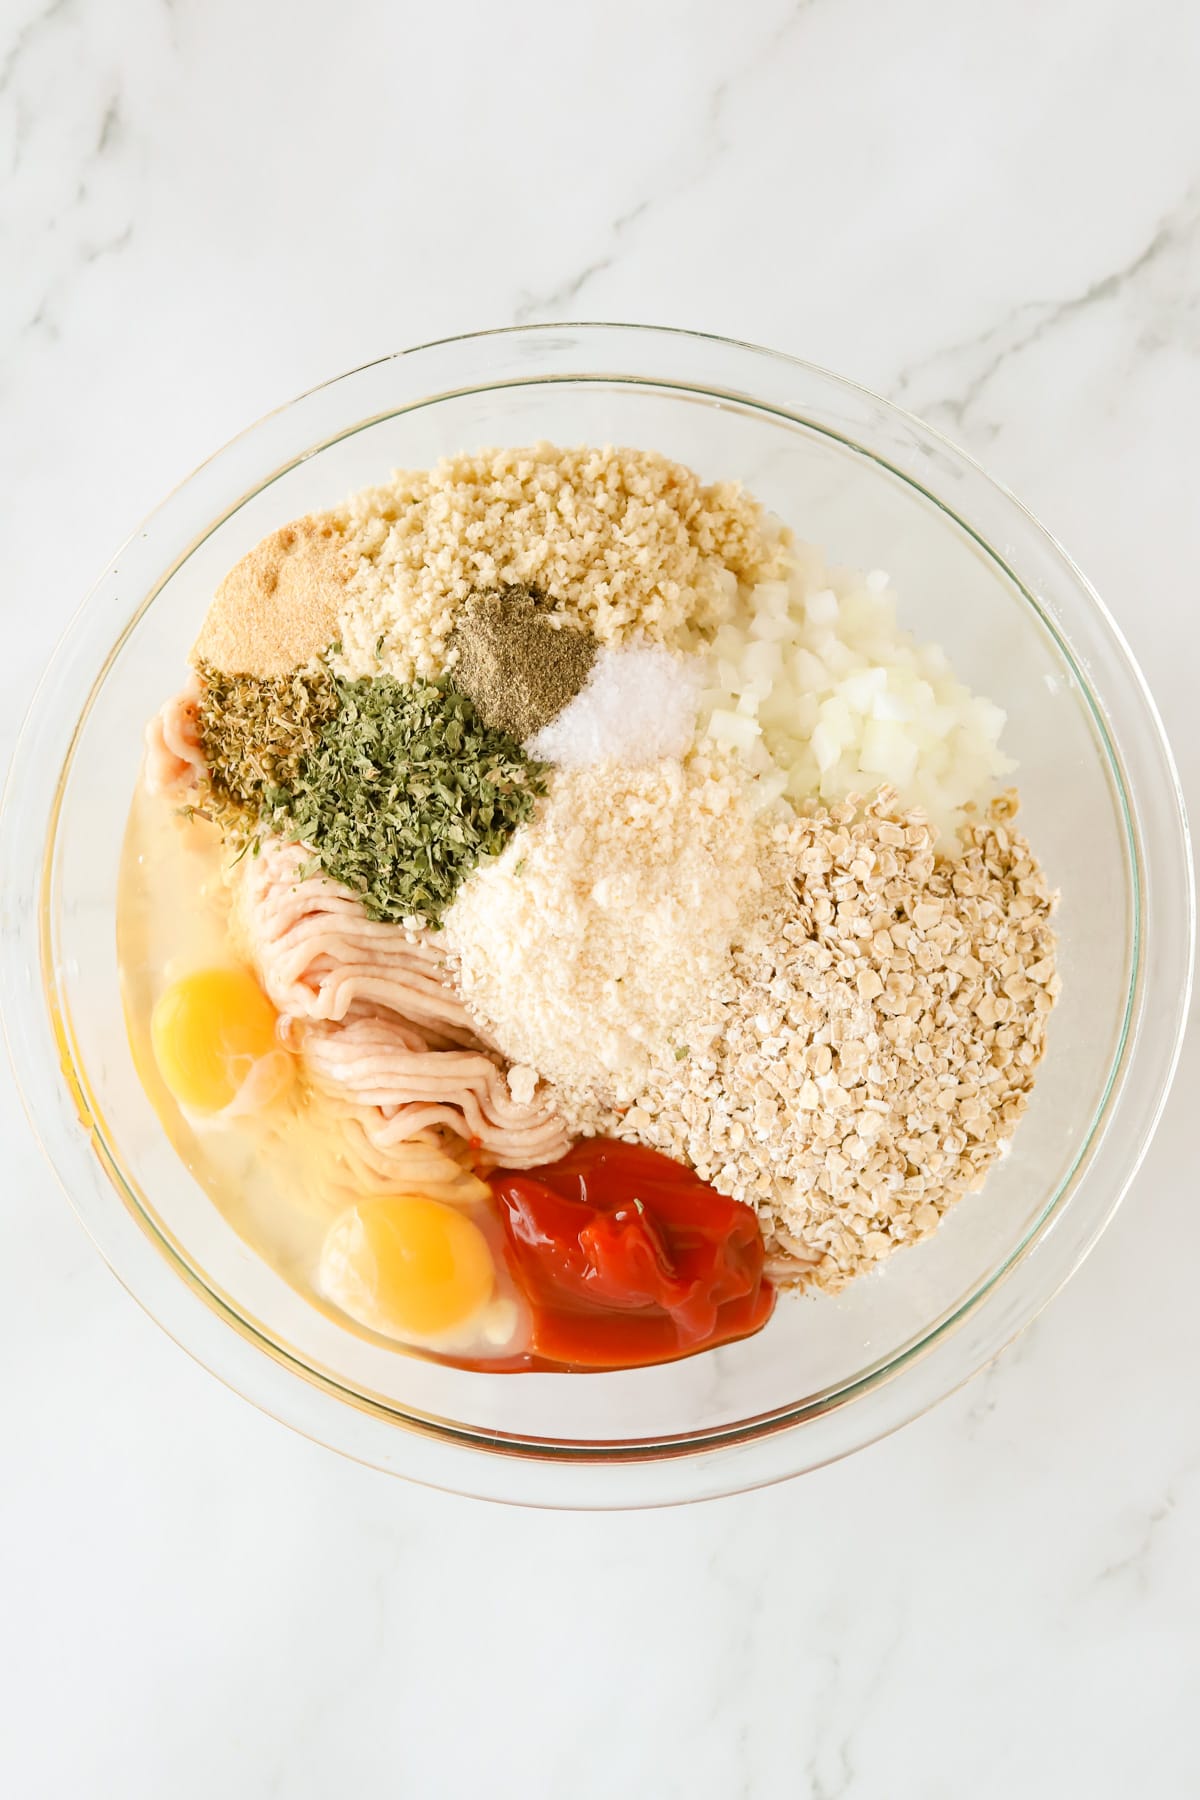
[151,967,282,1114]
[320,1195,495,1340]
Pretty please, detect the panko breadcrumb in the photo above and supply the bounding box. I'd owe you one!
[330,443,791,681]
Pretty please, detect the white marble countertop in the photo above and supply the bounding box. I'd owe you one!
[3,2,1199,1793]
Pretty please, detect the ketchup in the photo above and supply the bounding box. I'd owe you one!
[488,1139,774,1370]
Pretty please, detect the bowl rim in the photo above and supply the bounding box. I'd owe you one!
[2,321,1193,1508]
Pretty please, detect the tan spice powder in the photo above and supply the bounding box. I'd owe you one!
[191,515,349,678]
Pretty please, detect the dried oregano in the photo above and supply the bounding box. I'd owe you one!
[197,661,339,815]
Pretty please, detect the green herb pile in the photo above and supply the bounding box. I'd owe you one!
[197,662,340,821]
[196,664,546,922]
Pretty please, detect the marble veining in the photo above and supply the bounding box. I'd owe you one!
[513,0,821,324]
[893,179,1200,436]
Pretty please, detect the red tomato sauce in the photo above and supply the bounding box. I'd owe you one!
[487,1139,775,1371]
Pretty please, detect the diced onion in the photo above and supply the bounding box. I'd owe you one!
[699,546,1013,843]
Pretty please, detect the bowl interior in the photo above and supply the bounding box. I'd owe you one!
[46,371,1135,1449]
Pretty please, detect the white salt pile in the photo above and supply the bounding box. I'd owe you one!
[527,644,701,767]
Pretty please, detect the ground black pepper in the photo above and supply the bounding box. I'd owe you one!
[448,584,596,741]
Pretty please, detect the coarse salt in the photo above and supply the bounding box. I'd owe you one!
[526,644,702,767]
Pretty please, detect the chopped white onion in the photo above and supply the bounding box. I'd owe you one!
[699,549,1014,843]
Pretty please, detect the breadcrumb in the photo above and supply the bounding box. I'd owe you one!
[331,442,791,681]
[442,748,775,1092]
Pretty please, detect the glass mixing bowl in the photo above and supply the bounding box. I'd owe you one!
[2,324,1192,1507]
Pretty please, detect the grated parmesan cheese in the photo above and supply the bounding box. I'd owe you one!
[442,750,776,1097]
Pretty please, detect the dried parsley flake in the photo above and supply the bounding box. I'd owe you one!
[268,676,545,925]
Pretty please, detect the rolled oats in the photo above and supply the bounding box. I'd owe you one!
[560,790,1058,1294]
